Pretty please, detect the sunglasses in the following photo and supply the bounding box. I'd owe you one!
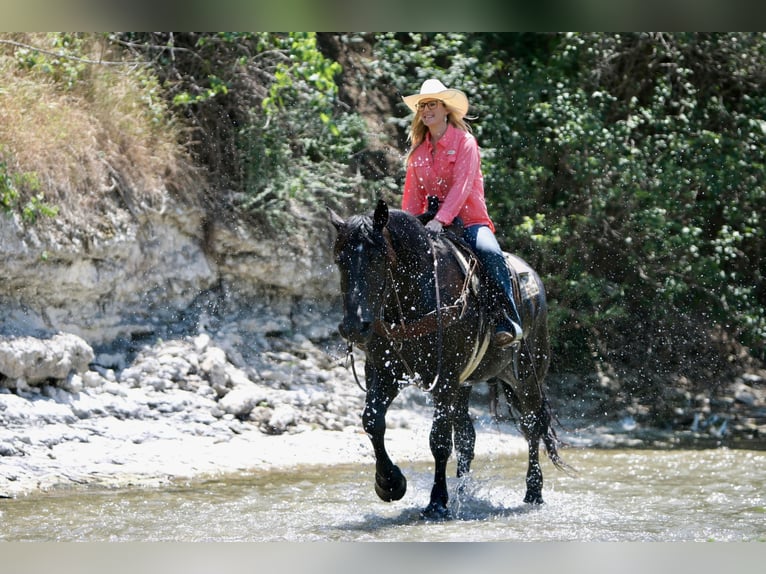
[416,100,442,111]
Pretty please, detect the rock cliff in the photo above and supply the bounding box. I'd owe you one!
[0,195,340,353]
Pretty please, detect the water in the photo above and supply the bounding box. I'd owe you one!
[2,447,764,541]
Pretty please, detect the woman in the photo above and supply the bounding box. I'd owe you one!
[401,78,522,348]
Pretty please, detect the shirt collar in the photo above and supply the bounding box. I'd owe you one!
[427,123,457,149]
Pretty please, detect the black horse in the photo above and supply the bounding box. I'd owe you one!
[330,199,565,519]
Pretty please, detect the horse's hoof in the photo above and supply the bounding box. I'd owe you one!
[523,492,544,505]
[374,469,407,502]
[420,501,452,521]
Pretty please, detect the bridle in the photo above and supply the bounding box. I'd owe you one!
[345,228,477,394]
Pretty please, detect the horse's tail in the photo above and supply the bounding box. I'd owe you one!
[539,396,576,474]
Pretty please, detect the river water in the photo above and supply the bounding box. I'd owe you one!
[1,447,763,542]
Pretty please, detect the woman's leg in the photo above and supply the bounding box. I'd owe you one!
[463,225,522,347]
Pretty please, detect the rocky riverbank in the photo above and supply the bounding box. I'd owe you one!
[2,319,764,499]
[0,324,359,498]
[0,323,535,498]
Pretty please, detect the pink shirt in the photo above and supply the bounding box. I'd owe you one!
[402,123,494,232]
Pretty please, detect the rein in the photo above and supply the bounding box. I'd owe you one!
[372,246,476,341]
[430,235,443,393]
[369,246,441,392]
[375,234,477,393]
[344,227,478,394]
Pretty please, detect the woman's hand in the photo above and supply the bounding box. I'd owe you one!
[425,219,443,233]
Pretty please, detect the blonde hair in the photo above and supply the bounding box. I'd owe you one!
[406,103,473,162]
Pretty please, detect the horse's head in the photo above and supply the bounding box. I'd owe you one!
[329,200,395,347]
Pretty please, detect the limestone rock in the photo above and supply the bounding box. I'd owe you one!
[0,332,94,384]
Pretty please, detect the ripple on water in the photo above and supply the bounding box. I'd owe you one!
[1,448,764,541]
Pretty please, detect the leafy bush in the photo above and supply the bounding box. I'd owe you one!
[371,32,765,377]
[119,32,373,226]
[0,156,57,223]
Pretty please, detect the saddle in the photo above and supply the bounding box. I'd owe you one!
[416,195,465,237]
[417,196,523,329]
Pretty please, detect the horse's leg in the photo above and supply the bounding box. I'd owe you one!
[362,366,406,502]
[453,385,475,478]
[421,387,457,520]
[502,381,548,504]
[521,411,544,505]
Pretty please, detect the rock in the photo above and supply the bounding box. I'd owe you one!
[62,373,84,393]
[0,440,18,456]
[741,372,764,386]
[24,394,78,425]
[265,404,297,435]
[0,332,94,384]
[224,364,253,389]
[93,352,128,371]
[82,371,106,388]
[199,347,229,391]
[0,391,34,424]
[193,333,211,353]
[734,385,757,407]
[219,385,269,418]
[0,206,217,346]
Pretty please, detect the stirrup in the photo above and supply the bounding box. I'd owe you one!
[493,321,522,349]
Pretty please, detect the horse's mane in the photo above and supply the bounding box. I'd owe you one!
[334,206,444,274]
[333,214,383,257]
[382,209,439,267]
[336,208,423,248]
[385,209,428,241]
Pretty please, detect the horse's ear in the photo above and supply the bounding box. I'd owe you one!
[327,207,345,231]
[373,199,389,232]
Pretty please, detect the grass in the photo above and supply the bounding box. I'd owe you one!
[0,33,195,230]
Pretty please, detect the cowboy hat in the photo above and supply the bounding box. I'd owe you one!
[402,78,470,119]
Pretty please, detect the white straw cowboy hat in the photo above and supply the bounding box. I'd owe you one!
[402,78,470,119]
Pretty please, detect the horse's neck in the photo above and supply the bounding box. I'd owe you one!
[387,233,438,318]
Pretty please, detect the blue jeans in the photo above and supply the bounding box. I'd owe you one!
[462,224,522,330]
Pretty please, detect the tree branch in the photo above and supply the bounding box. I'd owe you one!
[0,39,148,67]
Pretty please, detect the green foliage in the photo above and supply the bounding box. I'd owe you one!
[239,104,366,225]
[14,33,88,89]
[0,161,19,211]
[122,31,764,376]
[121,32,367,226]
[239,33,359,224]
[372,32,766,368]
[261,33,342,131]
[172,74,228,106]
[0,158,58,223]
[22,193,59,223]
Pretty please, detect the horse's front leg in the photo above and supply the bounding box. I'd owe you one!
[362,366,406,502]
[421,390,456,520]
[453,385,475,478]
[523,433,544,504]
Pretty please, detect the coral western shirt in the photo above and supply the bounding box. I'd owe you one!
[402,123,495,232]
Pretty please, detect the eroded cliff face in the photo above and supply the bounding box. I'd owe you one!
[0,195,340,352]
